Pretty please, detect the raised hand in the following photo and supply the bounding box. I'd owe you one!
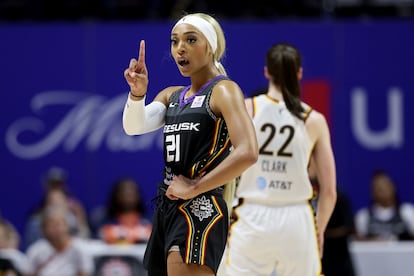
[124,40,148,97]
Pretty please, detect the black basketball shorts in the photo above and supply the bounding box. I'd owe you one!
[144,183,229,276]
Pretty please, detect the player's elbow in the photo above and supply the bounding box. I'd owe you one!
[249,148,259,165]
[243,144,259,167]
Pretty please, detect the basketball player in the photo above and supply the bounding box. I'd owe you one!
[221,43,337,276]
[122,13,258,276]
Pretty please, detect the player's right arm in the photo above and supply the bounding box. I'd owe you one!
[122,39,180,135]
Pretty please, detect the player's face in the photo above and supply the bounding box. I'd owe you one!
[171,24,213,77]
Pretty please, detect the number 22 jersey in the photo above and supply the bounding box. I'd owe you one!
[236,94,314,204]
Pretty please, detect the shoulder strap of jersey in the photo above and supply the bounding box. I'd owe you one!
[202,75,229,95]
[300,101,313,121]
[169,86,187,103]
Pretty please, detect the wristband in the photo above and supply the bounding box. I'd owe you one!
[130,92,146,100]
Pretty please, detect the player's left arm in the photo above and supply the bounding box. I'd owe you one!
[197,80,258,190]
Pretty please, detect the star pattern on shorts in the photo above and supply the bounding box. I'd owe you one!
[190,196,214,221]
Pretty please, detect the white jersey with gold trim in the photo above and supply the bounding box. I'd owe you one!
[236,94,313,204]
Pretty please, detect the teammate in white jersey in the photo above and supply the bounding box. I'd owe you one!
[221,43,337,276]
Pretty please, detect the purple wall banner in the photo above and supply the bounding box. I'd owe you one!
[1,20,413,242]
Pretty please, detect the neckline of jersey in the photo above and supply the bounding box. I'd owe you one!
[179,75,224,108]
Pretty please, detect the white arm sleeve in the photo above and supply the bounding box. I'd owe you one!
[122,94,166,135]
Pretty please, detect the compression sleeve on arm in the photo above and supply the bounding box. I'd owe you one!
[122,94,166,135]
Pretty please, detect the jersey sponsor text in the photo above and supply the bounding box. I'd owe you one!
[164,122,200,133]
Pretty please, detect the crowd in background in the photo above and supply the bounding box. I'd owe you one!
[0,167,152,275]
[1,165,414,275]
[0,0,414,20]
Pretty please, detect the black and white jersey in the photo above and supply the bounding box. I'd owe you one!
[163,75,231,184]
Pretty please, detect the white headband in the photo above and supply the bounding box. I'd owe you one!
[173,15,217,54]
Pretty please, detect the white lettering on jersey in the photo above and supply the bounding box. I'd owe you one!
[255,176,292,191]
[164,122,200,133]
[261,160,287,173]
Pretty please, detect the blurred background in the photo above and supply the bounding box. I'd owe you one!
[0,1,413,274]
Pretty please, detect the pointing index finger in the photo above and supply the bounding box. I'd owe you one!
[138,39,145,64]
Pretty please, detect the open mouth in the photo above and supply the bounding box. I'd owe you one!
[178,59,189,67]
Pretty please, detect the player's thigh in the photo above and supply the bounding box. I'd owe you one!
[167,251,214,276]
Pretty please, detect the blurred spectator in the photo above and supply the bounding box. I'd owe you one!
[26,207,93,276]
[0,219,32,275]
[42,166,88,227]
[90,177,152,244]
[354,170,414,241]
[24,167,90,249]
[0,258,17,276]
[0,219,19,249]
